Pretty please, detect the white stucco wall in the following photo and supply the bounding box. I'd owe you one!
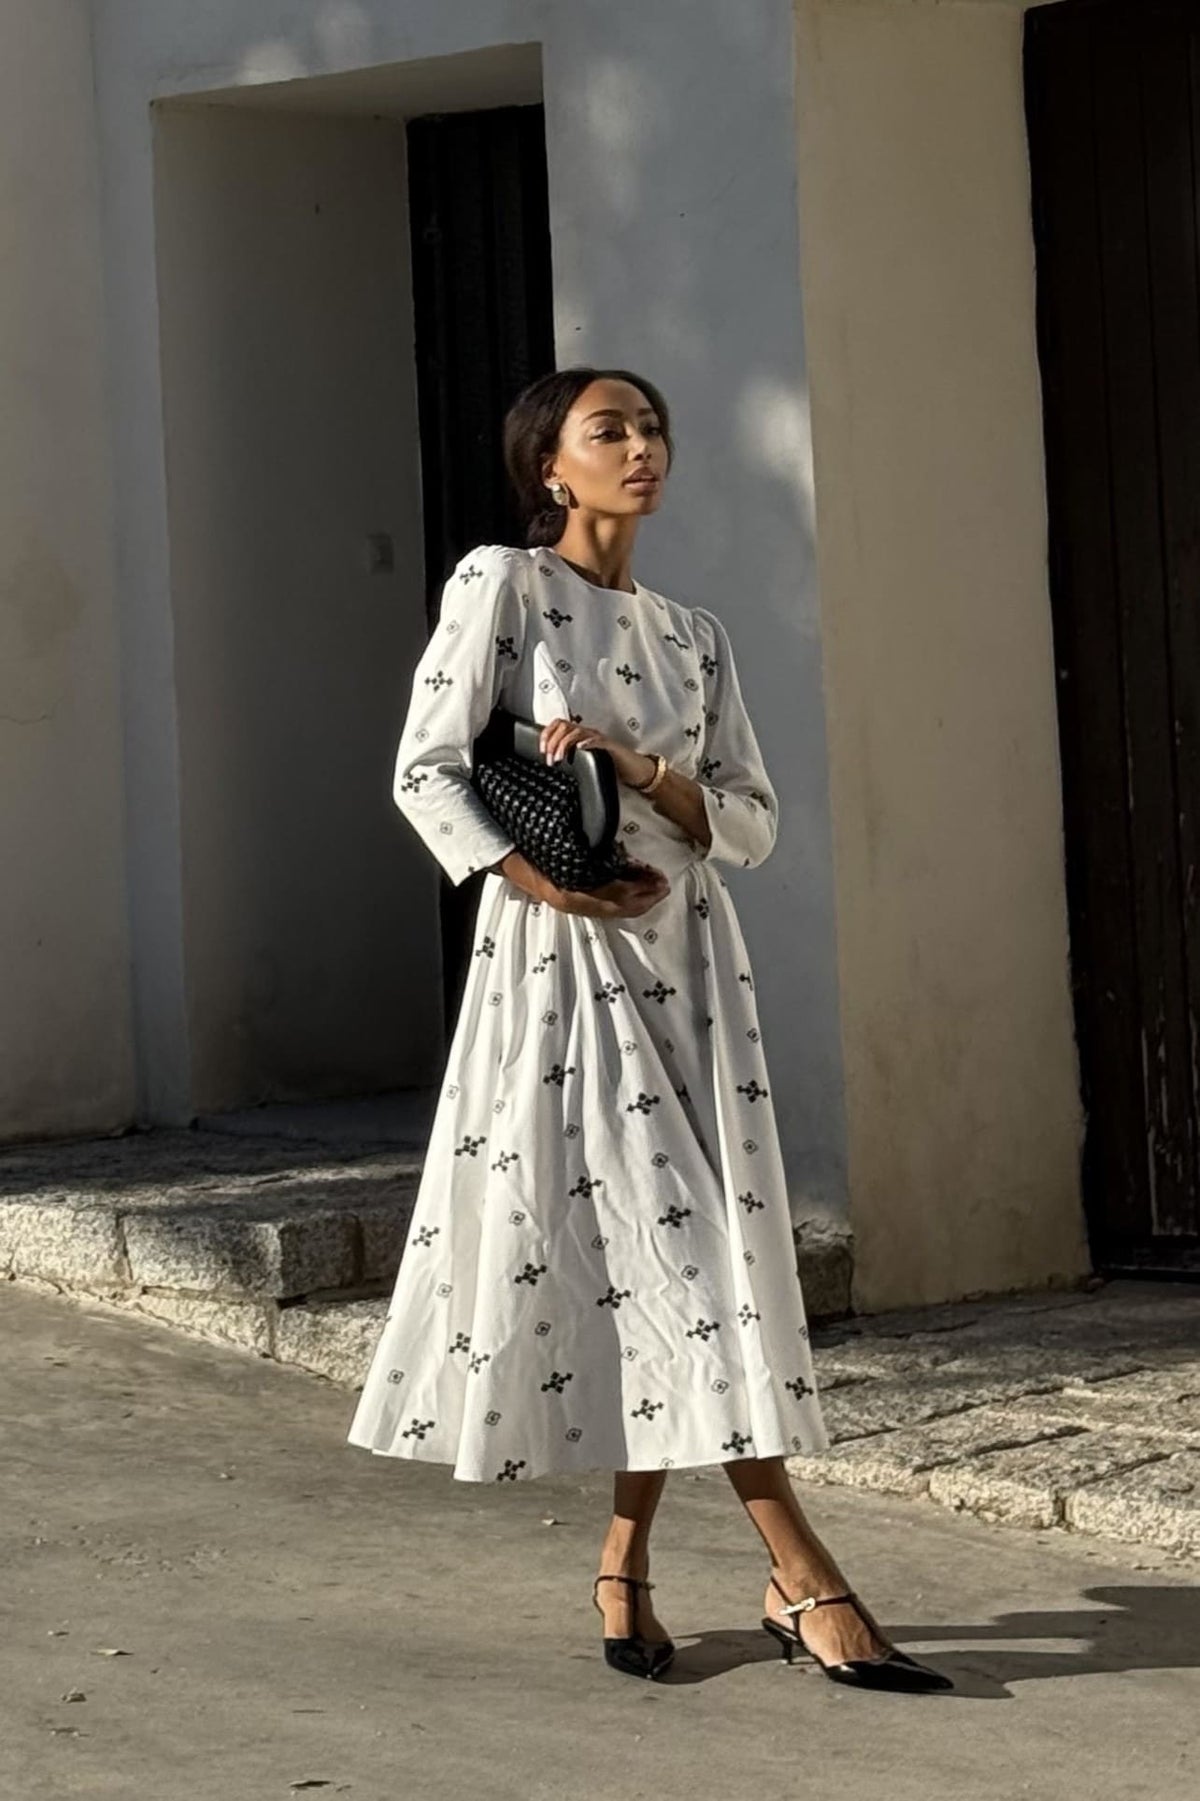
[0,2,135,1139]
[90,0,848,1217]
[794,0,1090,1307]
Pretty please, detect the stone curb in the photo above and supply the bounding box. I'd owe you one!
[785,1290,1200,1561]
[0,1131,423,1301]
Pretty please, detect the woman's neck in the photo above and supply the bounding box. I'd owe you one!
[549,526,638,595]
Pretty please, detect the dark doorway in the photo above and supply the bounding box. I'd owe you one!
[1025,0,1200,1273]
[407,103,555,1033]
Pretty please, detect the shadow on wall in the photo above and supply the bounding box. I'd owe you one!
[123,0,845,1203]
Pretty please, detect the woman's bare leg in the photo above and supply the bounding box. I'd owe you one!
[723,1456,889,1664]
[594,1470,671,1643]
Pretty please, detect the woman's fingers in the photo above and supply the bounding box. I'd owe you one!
[539,717,575,761]
[539,717,608,763]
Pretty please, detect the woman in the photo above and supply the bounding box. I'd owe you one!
[347,367,950,1695]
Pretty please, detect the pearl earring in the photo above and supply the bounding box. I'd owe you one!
[548,481,569,507]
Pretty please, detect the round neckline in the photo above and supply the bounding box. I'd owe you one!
[538,546,642,600]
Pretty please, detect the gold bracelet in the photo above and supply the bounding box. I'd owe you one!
[633,752,668,796]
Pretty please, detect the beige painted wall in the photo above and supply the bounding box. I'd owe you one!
[0,2,135,1140]
[793,0,1091,1308]
[153,107,443,1111]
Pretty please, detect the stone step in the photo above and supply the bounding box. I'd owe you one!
[2,1122,855,1374]
[785,1282,1200,1560]
[0,1129,423,1341]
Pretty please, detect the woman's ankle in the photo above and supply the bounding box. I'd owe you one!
[598,1534,651,1579]
[768,1559,847,1601]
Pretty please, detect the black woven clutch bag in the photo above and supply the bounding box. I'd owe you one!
[470,708,635,891]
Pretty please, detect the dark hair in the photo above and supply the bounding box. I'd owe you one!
[502,366,674,548]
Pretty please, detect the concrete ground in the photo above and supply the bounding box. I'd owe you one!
[4,1286,1198,1801]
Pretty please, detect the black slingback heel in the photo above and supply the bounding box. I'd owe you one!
[592,1574,675,1680]
[761,1576,953,1693]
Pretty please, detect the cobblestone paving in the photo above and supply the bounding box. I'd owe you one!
[790,1281,1200,1560]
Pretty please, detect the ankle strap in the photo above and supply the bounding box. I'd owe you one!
[594,1573,654,1591]
[770,1576,857,1616]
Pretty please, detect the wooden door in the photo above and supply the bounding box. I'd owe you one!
[1026,0,1200,1272]
[407,103,555,1034]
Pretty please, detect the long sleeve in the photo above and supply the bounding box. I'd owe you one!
[392,544,529,886]
[688,604,779,870]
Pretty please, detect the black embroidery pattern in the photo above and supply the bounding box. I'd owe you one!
[514,1263,548,1286]
[597,1285,632,1309]
[454,1134,486,1157]
[657,1204,693,1228]
[686,1318,721,1341]
[541,1370,574,1393]
[738,1079,769,1103]
[625,1091,660,1114]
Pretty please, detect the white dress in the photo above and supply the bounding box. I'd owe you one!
[346,543,828,1482]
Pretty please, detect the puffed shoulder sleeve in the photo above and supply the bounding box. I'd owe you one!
[392,544,529,886]
[689,604,779,871]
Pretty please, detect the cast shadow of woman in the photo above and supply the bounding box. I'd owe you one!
[665,1583,1200,1697]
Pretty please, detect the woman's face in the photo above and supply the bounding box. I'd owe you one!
[542,378,669,519]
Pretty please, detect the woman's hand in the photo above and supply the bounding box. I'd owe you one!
[493,850,670,918]
[537,714,712,859]
[538,716,654,792]
[544,859,670,918]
